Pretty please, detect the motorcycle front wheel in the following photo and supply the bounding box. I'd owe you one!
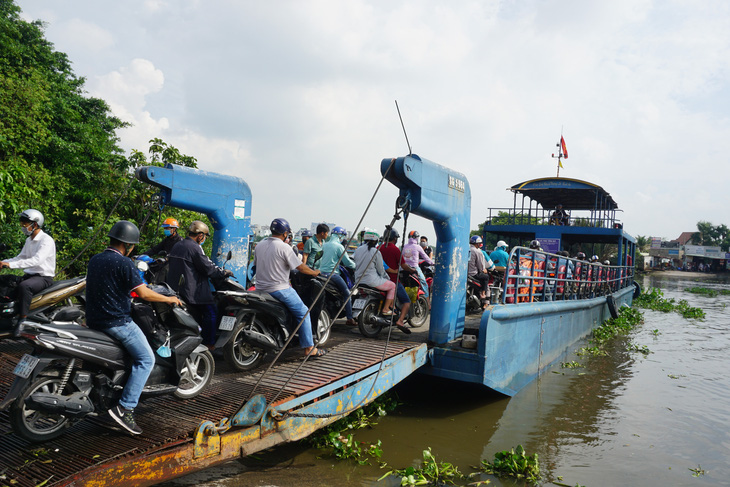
[408,295,430,328]
[316,309,331,345]
[224,319,266,371]
[10,374,74,442]
[357,300,383,338]
[175,350,215,399]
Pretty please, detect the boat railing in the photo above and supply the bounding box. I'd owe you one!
[499,247,634,304]
[485,208,623,229]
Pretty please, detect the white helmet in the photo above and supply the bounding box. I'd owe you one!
[497,240,508,249]
[20,209,44,228]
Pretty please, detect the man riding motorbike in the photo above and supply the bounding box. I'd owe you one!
[468,235,494,309]
[254,218,325,357]
[318,226,357,326]
[166,221,232,349]
[0,209,56,337]
[86,220,182,435]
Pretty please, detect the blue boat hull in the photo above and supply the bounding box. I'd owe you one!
[425,285,634,396]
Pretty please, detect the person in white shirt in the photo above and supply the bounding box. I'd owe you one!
[1,209,56,335]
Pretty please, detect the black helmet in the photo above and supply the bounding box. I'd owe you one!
[577,252,586,260]
[108,220,140,244]
[529,239,541,249]
[385,227,399,241]
[408,230,420,239]
[270,218,291,235]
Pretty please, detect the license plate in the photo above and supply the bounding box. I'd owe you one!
[13,354,40,379]
[353,299,367,309]
[219,315,237,331]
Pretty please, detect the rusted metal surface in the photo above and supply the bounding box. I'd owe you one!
[0,335,425,487]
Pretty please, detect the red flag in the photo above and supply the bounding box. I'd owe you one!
[560,136,568,159]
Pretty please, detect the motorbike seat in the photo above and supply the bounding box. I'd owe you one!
[358,283,383,292]
[35,322,119,344]
[245,290,286,304]
[34,277,86,296]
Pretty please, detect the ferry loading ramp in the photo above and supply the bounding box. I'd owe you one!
[0,332,427,487]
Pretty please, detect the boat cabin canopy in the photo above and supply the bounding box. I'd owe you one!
[510,177,618,212]
[483,177,636,266]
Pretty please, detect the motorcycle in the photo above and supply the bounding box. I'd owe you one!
[466,270,504,313]
[352,271,429,338]
[0,275,86,338]
[0,283,215,442]
[312,265,357,329]
[466,276,488,313]
[214,272,331,371]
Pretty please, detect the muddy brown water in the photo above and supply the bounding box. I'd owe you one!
[161,273,730,486]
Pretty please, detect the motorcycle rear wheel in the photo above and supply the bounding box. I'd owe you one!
[175,349,215,399]
[408,295,430,328]
[10,374,74,442]
[357,301,383,338]
[224,319,266,371]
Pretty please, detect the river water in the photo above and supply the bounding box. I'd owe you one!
[162,273,730,487]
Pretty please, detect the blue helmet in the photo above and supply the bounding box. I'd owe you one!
[301,229,312,238]
[270,218,291,235]
[332,226,347,236]
[470,235,482,245]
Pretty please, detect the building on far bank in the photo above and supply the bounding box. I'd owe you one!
[648,233,729,271]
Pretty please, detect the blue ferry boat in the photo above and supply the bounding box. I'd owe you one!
[382,157,638,396]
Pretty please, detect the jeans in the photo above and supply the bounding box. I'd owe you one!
[105,319,155,410]
[321,272,353,320]
[270,286,313,348]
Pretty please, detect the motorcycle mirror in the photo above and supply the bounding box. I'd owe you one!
[226,250,232,262]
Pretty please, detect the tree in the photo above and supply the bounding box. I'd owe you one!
[0,2,212,276]
[691,221,729,251]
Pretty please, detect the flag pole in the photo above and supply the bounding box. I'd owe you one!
[551,133,567,177]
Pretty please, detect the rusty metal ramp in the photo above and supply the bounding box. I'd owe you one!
[0,336,427,487]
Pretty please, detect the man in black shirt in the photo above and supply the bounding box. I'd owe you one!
[86,220,181,435]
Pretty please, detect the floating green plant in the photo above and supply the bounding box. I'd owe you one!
[308,392,397,464]
[379,447,465,486]
[634,287,705,319]
[561,361,584,369]
[479,445,540,484]
[685,286,730,298]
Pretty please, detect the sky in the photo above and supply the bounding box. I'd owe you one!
[16,0,730,243]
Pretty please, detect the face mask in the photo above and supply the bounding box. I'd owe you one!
[420,242,427,248]
[21,225,33,236]
[199,237,206,246]
[163,229,172,237]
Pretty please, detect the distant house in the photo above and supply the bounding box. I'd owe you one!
[672,232,694,246]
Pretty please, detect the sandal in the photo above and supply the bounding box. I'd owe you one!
[395,324,412,335]
[381,309,394,316]
[345,319,357,326]
[308,348,328,358]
